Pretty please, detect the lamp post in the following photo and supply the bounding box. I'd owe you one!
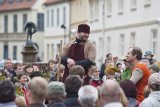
[61,24,66,44]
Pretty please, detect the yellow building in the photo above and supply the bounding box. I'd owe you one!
[69,0,90,38]
[0,0,45,62]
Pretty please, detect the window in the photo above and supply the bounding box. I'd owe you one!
[51,44,54,58]
[47,10,49,27]
[63,7,66,25]
[79,0,82,7]
[0,0,4,4]
[107,36,111,53]
[144,0,151,7]
[94,0,99,20]
[51,9,54,27]
[13,46,17,60]
[3,45,8,59]
[8,0,14,4]
[57,8,59,26]
[130,32,136,47]
[89,0,99,21]
[106,0,112,17]
[23,14,27,32]
[151,29,157,54]
[131,0,137,10]
[4,15,8,33]
[16,0,22,2]
[47,44,50,60]
[118,0,123,14]
[89,0,94,21]
[37,13,44,31]
[120,34,125,56]
[13,15,17,33]
[57,44,60,54]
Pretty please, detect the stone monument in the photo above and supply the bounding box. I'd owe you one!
[21,22,38,63]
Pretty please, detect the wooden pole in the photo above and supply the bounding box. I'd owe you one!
[57,40,63,81]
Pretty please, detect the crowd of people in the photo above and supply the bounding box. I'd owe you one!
[0,24,160,107]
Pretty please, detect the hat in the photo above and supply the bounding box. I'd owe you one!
[148,73,160,90]
[105,63,117,75]
[78,24,90,34]
[148,64,160,73]
[144,51,153,56]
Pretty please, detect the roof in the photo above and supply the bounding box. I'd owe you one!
[0,0,37,12]
[44,0,67,6]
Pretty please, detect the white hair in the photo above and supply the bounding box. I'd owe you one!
[48,81,66,100]
[78,85,98,107]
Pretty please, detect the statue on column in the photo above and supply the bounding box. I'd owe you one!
[24,21,37,43]
[22,21,38,63]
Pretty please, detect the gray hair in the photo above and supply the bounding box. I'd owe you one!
[28,77,48,101]
[100,80,121,104]
[48,81,66,101]
[148,73,160,91]
[78,85,98,107]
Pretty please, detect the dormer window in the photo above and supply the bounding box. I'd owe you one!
[8,0,14,4]
[0,0,5,4]
[16,0,23,2]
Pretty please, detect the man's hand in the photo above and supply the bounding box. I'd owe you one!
[67,58,75,65]
[67,58,75,69]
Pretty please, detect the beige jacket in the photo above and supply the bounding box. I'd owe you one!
[62,39,96,62]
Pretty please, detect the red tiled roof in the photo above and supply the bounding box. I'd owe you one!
[44,0,64,5]
[0,0,37,12]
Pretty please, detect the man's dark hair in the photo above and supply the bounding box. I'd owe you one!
[0,80,15,103]
[30,71,41,79]
[131,47,143,60]
[106,53,112,58]
[69,65,85,78]
[14,63,23,70]
[65,75,82,95]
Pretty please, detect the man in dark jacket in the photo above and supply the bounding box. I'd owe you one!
[61,24,96,82]
[0,80,17,107]
[63,75,82,107]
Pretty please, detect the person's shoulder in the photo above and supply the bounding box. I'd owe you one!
[136,63,148,69]
[85,40,95,46]
[140,97,154,107]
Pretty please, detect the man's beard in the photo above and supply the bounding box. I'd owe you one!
[80,36,88,42]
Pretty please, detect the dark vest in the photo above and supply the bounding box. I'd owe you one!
[62,43,85,82]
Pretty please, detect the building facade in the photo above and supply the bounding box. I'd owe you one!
[89,0,160,67]
[43,0,70,62]
[0,0,45,62]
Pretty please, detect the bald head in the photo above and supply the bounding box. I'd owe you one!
[100,80,121,104]
[28,77,48,101]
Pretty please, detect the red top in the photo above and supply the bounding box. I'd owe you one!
[132,63,151,102]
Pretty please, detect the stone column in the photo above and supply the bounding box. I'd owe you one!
[21,43,38,63]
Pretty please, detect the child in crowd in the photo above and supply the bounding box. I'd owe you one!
[14,63,24,75]
[24,63,33,76]
[15,71,29,105]
[88,65,103,87]
[47,59,57,80]
[102,63,117,82]
[32,64,40,72]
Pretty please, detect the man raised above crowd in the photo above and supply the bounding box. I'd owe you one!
[61,24,96,81]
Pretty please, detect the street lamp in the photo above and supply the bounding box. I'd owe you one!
[61,24,66,44]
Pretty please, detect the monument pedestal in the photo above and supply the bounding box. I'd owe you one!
[21,43,38,63]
